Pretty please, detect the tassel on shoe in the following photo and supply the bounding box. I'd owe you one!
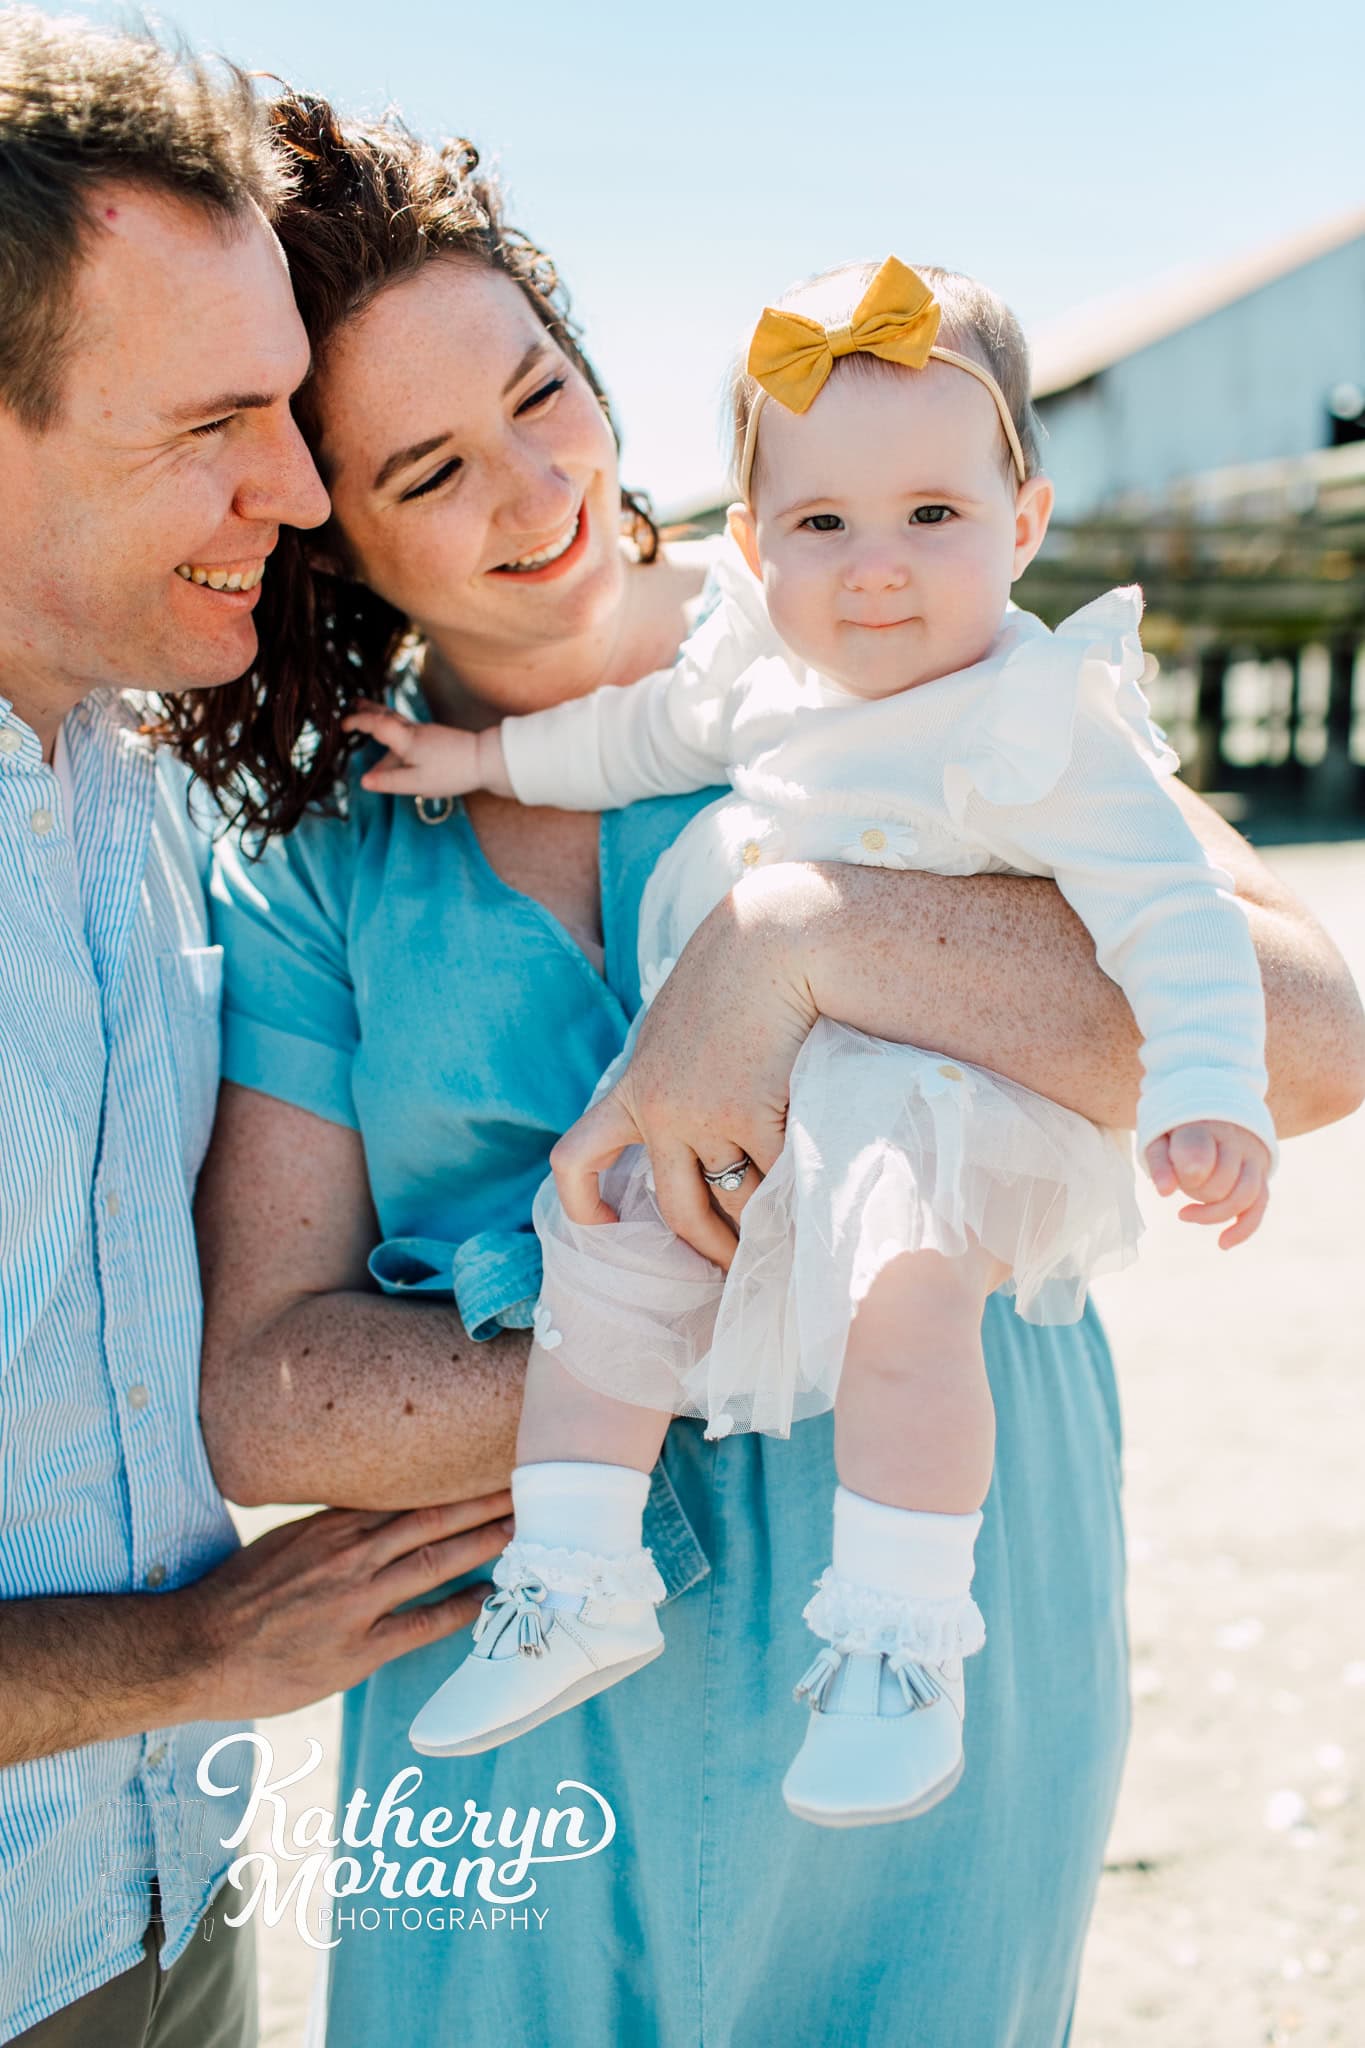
[472,1580,551,1658]
[886,1650,943,1711]
[793,1645,845,1709]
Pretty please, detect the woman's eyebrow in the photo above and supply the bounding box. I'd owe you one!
[370,347,550,490]
[373,433,451,492]
[502,339,550,395]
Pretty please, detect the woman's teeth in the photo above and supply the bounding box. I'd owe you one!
[174,561,265,591]
[500,513,581,573]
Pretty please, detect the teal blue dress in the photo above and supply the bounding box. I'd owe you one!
[212,753,1130,2048]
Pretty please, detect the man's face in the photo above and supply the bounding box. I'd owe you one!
[0,181,329,718]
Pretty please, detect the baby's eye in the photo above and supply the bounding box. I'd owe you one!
[910,505,954,525]
[800,513,844,533]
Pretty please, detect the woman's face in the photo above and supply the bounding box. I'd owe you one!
[313,257,627,677]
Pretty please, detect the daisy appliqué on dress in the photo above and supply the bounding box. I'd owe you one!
[532,1302,563,1352]
[841,821,919,868]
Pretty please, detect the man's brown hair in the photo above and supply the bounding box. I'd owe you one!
[0,7,287,429]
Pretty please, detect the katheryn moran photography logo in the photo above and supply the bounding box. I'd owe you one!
[197,1733,617,1952]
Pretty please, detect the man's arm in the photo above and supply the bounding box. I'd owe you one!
[0,1493,512,1769]
[552,784,1365,1265]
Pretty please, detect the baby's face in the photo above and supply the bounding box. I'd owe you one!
[737,363,1051,699]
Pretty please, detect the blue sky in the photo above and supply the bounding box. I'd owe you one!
[84,0,1363,510]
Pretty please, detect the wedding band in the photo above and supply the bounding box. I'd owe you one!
[700,1156,751,1194]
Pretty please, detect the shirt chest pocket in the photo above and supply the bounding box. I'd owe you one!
[157,945,223,1185]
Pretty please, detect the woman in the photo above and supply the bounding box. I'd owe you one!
[191,93,1363,2047]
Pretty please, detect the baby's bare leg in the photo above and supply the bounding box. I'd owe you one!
[836,1244,1009,1512]
[517,1343,673,1475]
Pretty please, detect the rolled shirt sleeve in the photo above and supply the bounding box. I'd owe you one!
[210,822,361,1131]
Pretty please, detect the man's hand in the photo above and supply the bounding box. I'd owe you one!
[186,1491,514,1722]
[342,700,509,798]
[1145,1121,1271,1249]
[551,868,825,1270]
[0,1492,515,1767]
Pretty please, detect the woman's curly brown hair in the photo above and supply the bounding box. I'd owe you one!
[148,87,658,839]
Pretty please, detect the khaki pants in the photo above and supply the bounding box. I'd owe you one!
[11,1884,257,2048]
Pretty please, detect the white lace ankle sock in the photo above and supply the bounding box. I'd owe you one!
[832,1484,982,1614]
[510,1461,652,1610]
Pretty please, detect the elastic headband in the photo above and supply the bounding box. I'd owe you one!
[737,255,1027,500]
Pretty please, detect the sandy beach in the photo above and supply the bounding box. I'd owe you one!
[237,837,1365,2048]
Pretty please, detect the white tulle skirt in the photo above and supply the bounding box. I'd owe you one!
[533,1019,1142,1441]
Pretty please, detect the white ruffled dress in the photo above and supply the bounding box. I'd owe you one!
[503,547,1276,1442]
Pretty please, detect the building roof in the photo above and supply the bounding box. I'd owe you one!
[1031,204,1365,401]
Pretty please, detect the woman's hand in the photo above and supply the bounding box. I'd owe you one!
[551,867,827,1268]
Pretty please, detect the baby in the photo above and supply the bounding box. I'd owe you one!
[346,258,1274,1828]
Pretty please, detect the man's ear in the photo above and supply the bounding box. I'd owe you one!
[725,502,762,580]
[1010,474,1054,580]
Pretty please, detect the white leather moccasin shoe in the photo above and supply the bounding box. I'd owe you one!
[409,1577,664,1758]
[780,1644,966,1828]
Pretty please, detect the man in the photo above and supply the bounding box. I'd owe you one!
[0,14,511,2042]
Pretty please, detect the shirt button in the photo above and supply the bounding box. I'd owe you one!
[0,727,21,754]
[741,840,763,867]
[145,1563,168,1589]
[145,1743,167,1769]
[937,1063,964,1082]
[30,808,53,836]
[860,827,888,853]
[128,1384,150,1412]
[105,1191,121,1219]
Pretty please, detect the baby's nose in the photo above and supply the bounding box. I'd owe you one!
[844,547,910,592]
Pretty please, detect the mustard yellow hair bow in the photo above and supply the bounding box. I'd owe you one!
[738,255,1027,497]
[747,256,941,415]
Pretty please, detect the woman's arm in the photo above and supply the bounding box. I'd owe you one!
[552,784,1365,1267]
[197,1083,527,1510]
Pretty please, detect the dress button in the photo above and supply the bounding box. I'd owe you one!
[128,1384,150,1412]
[937,1063,964,1082]
[30,808,53,836]
[145,1563,168,1589]
[860,827,887,853]
[145,1743,167,1769]
[0,727,21,754]
[741,840,762,867]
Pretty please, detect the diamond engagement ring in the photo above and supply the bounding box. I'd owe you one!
[700,1156,751,1194]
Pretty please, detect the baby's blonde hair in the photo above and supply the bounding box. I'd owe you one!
[729,260,1043,499]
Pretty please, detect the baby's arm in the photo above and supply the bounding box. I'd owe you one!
[964,716,1277,1245]
[343,569,769,811]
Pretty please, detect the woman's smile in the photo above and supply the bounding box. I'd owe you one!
[490,502,587,580]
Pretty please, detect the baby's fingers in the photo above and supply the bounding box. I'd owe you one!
[1218,1186,1269,1250]
[1167,1125,1236,1200]
[1178,1157,1265,1228]
[1145,1135,1176,1195]
[343,705,418,751]
[358,757,452,796]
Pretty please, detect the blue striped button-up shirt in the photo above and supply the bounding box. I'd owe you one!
[0,691,248,2041]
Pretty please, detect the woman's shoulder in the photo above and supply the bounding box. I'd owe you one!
[657,532,728,628]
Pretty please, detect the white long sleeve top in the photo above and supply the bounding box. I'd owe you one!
[501,540,1275,1165]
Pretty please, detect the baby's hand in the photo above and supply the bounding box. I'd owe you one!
[342,700,490,797]
[1144,1120,1271,1249]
